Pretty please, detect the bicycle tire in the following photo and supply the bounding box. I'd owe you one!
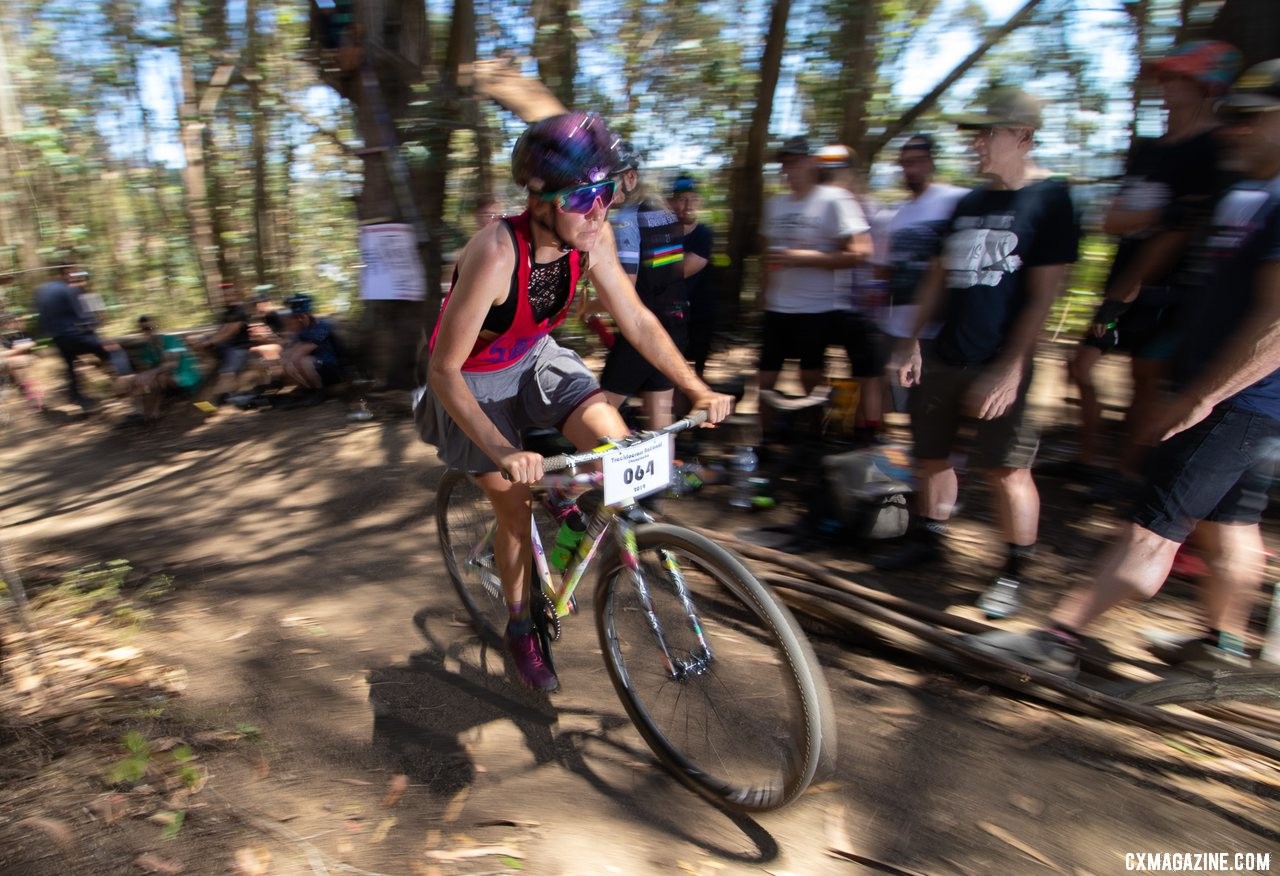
[595,523,835,812]
[436,469,562,648]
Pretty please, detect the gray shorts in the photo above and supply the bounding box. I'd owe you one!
[219,346,250,375]
[414,336,602,474]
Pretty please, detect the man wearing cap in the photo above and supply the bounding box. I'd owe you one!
[877,134,969,414]
[970,59,1280,677]
[759,136,871,408]
[34,264,132,412]
[671,173,716,377]
[884,89,1079,623]
[599,142,688,431]
[1058,41,1240,493]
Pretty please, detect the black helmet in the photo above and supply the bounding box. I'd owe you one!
[612,140,642,174]
[511,111,621,194]
[284,293,313,315]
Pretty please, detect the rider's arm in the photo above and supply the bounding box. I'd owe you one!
[589,224,724,413]
[426,224,524,465]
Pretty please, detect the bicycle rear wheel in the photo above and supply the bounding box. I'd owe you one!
[595,523,834,812]
[436,469,561,648]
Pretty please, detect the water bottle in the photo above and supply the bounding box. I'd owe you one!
[549,510,587,571]
[729,445,758,509]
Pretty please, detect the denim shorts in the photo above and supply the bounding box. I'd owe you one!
[414,336,601,474]
[1133,405,1280,543]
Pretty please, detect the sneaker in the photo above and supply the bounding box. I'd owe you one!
[505,629,559,692]
[977,577,1022,620]
[873,537,943,572]
[1148,634,1251,670]
[965,629,1081,679]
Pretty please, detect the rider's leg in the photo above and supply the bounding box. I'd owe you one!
[1196,521,1266,642]
[475,471,534,619]
[561,394,630,451]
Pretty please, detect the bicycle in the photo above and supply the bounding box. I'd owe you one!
[436,412,837,812]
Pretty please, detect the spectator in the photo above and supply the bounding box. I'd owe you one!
[671,173,717,377]
[882,89,1079,623]
[970,59,1280,676]
[34,265,131,411]
[816,143,891,443]
[191,291,253,404]
[0,311,42,412]
[758,136,871,415]
[123,315,201,421]
[280,294,345,404]
[600,142,688,431]
[1059,41,1240,490]
[876,134,969,413]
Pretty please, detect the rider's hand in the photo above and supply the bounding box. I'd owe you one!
[498,449,546,485]
[689,390,734,426]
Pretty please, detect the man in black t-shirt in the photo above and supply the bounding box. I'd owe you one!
[882,89,1080,622]
[971,60,1280,677]
[671,173,715,376]
[191,291,253,404]
[1061,41,1240,484]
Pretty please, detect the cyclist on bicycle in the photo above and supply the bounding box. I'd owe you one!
[415,111,734,692]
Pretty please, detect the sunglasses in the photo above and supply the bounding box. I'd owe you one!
[541,179,618,214]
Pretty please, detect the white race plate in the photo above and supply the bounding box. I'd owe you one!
[602,434,672,506]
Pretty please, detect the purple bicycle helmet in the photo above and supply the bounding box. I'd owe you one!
[511,111,621,194]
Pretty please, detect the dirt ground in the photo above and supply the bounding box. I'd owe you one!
[1,346,1279,876]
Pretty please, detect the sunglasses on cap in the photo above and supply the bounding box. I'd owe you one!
[540,179,618,215]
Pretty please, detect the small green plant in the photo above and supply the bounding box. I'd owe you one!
[172,745,200,788]
[106,730,153,785]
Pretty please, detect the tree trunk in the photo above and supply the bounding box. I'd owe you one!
[723,0,792,325]
[865,0,1045,161]
[838,1,879,163]
[173,0,224,311]
[532,0,577,109]
[0,18,39,276]
[247,0,271,289]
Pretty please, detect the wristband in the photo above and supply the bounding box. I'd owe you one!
[1093,298,1130,329]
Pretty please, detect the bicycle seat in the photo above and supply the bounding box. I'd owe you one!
[521,426,575,458]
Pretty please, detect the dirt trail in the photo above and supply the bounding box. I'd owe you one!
[1,371,1278,875]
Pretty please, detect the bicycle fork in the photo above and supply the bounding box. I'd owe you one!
[617,524,715,680]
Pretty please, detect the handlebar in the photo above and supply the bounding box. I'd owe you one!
[540,409,708,474]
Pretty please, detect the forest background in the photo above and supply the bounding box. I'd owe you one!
[0,0,1275,387]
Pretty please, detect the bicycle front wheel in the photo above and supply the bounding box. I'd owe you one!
[595,523,834,812]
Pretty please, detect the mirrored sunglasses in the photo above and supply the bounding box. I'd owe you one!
[542,179,618,215]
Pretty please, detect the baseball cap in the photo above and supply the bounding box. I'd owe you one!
[774,135,811,160]
[901,133,936,155]
[1216,58,1280,112]
[950,88,1043,130]
[1144,40,1242,94]
[672,173,698,194]
[815,144,854,169]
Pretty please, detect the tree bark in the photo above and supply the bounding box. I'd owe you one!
[0,17,39,275]
[838,1,879,163]
[173,0,225,311]
[532,0,577,109]
[723,0,792,324]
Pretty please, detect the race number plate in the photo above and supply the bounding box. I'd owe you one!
[602,434,672,506]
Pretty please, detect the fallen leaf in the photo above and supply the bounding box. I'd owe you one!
[382,774,409,808]
[19,817,76,850]
[441,787,469,823]
[977,821,1063,872]
[473,817,540,829]
[336,778,372,786]
[292,648,320,655]
[371,816,397,844]
[232,847,272,876]
[252,752,270,780]
[87,794,128,824]
[1010,794,1045,817]
[134,852,185,874]
[223,630,250,642]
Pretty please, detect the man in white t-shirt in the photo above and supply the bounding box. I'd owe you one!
[759,136,871,398]
[877,134,969,345]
